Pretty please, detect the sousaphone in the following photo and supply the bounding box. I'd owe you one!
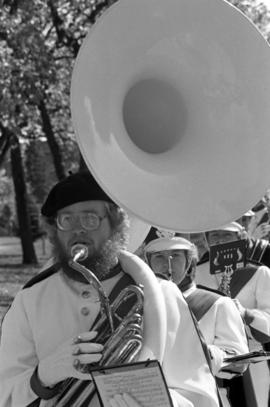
[71,0,270,233]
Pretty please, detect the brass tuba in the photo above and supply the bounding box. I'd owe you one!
[58,0,270,405]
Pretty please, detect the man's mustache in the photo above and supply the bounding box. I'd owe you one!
[68,237,94,247]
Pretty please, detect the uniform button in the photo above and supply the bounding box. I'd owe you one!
[81,290,91,299]
[81,306,90,316]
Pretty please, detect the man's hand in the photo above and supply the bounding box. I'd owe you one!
[38,331,103,387]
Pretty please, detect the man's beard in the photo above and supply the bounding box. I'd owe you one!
[53,232,127,282]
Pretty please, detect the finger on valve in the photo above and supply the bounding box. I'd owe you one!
[72,340,104,357]
[72,330,103,356]
[72,330,100,344]
[72,333,104,374]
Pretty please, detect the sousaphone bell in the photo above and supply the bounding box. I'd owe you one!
[71,0,270,233]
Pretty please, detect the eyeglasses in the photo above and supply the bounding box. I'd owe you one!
[56,212,107,231]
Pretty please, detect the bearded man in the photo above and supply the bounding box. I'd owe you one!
[0,171,220,407]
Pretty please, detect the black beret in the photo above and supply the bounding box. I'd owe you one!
[41,170,115,217]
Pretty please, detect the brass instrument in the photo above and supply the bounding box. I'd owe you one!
[55,245,144,406]
[60,0,270,405]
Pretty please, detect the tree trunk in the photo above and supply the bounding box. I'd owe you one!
[0,122,12,168]
[10,134,38,264]
[38,98,66,180]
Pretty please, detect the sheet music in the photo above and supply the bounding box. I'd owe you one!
[91,360,173,407]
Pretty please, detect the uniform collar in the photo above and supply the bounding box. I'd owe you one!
[61,260,122,283]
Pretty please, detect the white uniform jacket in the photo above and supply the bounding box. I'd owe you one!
[196,261,270,341]
[0,252,219,407]
[183,284,249,376]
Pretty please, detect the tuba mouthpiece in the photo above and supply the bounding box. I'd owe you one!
[71,244,88,262]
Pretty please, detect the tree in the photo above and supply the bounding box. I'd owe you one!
[0,0,117,263]
[9,131,38,264]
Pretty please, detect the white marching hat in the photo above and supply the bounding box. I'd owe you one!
[209,221,244,234]
[144,236,195,254]
[242,210,255,217]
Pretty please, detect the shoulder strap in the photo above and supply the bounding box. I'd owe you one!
[187,305,223,407]
[230,265,257,298]
[108,272,136,310]
[186,288,221,321]
[91,271,137,329]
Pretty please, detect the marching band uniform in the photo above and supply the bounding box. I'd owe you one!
[195,223,270,407]
[183,283,248,375]
[0,254,220,407]
[183,283,249,407]
[143,234,249,407]
[196,254,270,344]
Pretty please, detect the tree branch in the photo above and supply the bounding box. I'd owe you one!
[47,0,80,56]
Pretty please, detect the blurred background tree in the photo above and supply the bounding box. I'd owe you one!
[229,0,270,40]
[0,0,269,263]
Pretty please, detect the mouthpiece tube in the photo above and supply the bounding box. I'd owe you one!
[168,255,173,280]
[71,244,88,262]
[68,244,114,333]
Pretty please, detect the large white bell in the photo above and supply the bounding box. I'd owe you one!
[71,0,270,232]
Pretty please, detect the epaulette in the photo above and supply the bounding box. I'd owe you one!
[23,262,60,289]
[230,264,258,298]
[186,286,222,322]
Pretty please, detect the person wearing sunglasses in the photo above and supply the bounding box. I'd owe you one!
[0,170,220,407]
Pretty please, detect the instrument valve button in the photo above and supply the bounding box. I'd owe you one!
[81,306,90,316]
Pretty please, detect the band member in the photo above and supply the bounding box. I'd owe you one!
[0,170,220,407]
[189,218,270,271]
[196,222,270,343]
[239,209,270,268]
[196,222,270,407]
[143,235,249,407]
